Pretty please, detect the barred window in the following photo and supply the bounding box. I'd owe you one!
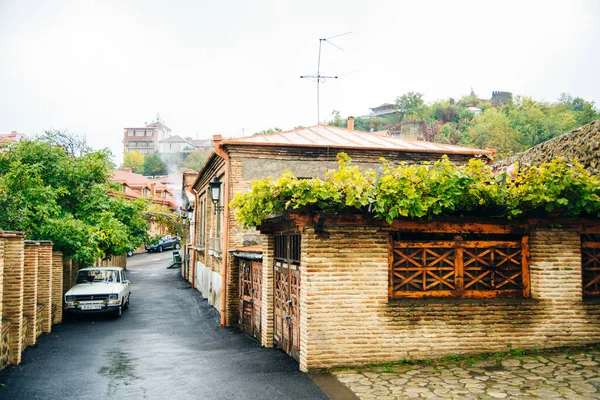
[389,233,530,299]
[582,234,600,297]
[274,233,301,264]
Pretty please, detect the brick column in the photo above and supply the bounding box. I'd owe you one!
[62,255,72,297]
[0,238,4,343]
[529,227,582,301]
[37,242,53,334]
[23,241,39,347]
[52,251,63,324]
[260,233,274,348]
[226,254,239,327]
[1,231,25,365]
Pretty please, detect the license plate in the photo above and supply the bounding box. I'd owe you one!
[81,304,102,310]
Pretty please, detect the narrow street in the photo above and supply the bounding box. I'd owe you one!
[0,251,328,400]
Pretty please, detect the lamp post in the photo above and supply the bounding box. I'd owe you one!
[209,176,225,213]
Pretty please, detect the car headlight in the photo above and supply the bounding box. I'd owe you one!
[66,296,76,302]
[108,294,118,300]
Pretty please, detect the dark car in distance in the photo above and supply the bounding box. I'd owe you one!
[145,235,181,253]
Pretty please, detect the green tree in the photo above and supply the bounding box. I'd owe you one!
[467,108,523,158]
[121,151,145,173]
[253,127,282,136]
[396,92,427,120]
[0,139,149,265]
[143,153,167,176]
[38,129,90,157]
[182,148,212,171]
[327,110,346,128]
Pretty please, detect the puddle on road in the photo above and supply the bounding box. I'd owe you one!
[98,349,141,396]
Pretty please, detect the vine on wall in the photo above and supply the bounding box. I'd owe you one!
[230,153,600,228]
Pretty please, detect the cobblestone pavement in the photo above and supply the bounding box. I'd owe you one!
[332,348,600,399]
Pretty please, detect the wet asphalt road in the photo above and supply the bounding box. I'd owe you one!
[0,251,328,400]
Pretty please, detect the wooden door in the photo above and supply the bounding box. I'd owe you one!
[238,260,262,340]
[274,262,300,361]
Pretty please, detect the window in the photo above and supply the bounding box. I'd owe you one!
[142,187,149,196]
[128,130,133,136]
[146,131,152,136]
[197,197,206,249]
[581,234,600,297]
[135,130,144,136]
[389,233,529,299]
[275,233,301,264]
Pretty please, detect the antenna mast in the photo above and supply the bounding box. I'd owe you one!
[301,32,352,124]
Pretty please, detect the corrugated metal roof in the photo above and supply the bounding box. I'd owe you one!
[222,124,492,156]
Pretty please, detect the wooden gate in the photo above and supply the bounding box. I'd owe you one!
[274,262,300,361]
[238,260,262,340]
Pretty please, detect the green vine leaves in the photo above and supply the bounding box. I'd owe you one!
[230,153,600,228]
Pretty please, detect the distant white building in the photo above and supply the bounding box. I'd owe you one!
[468,106,483,116]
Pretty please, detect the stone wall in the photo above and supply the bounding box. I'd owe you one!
[494,120,600,173]
[278,222,600,372]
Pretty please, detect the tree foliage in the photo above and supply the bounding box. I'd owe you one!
[122,151,145,173]
[0,139,149,265]
[38,129,91,157]
[230,153,600,228]
[143,153,167,176]
[329,91,600,158]
[253,127,282,136]
[182,148,212,171]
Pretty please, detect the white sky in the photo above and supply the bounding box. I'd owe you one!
[1,0,599,165]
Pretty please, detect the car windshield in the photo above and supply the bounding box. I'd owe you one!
[76,270,120,284]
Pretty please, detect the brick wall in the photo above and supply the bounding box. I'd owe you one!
[0,236,4,335]
[52,252,63,324]
[38,242,53,334]
[62,255,72,297]
[1,232,25,365]
[260,234,275,348]
[226,255,239,327]
[23,241,39,346]
[295,224,600,371]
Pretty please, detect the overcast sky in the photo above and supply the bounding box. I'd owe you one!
[1,0,599,165]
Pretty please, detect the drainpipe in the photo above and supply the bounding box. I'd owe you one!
[213,135,230,328]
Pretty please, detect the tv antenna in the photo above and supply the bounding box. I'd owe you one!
[300,32,352,124]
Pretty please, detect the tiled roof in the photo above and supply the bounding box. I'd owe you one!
[160,135,189,143]
[222,124,492,156]
[190,138,212,148]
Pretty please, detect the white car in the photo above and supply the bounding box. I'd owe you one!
[64,267,131,318]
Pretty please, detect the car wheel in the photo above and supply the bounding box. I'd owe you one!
[127,250,133,257]
[123,295,130,310]
[114,306,122,318]
[158,246,163,252]
[175,243,180,250]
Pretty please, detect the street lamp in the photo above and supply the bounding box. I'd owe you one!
[209,176,224,213]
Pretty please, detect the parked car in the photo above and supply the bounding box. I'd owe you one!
[145,235,181,253]
[64,267,131,318]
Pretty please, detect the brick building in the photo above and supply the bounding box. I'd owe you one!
[189,123,493,330]
[258,212,600,371]
[122,121,172,156]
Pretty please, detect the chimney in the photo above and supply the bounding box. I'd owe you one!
[124,168,132,173]
[150,183,156,196]
[347,116,354,131]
